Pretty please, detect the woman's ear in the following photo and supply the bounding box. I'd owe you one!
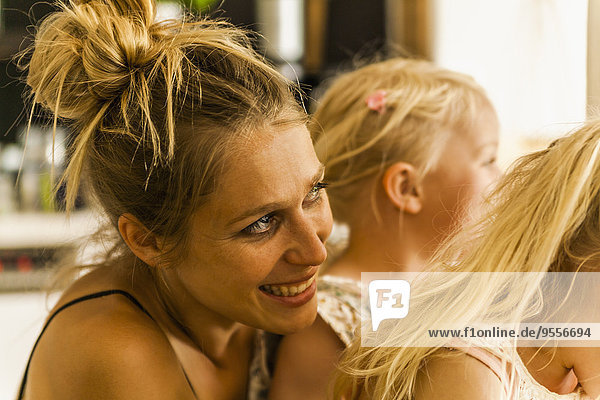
[118,214,162,267]
[381,162,423,214]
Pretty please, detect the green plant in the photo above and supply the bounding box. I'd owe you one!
[157,0,218,12]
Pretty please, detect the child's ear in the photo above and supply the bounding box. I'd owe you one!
[118,213,163,267]
[381,162,423,214]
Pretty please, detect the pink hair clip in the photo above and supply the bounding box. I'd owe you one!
[365,90,387,114]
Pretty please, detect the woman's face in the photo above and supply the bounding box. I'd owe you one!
[175,124,333,334]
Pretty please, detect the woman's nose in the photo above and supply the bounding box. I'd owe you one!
[284,207,332,266]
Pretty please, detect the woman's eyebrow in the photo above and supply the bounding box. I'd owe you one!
[226,164,326,228]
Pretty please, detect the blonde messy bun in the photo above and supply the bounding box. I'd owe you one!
[22,0,304,265]
[27,0,157,119]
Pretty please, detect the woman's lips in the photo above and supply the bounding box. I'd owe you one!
[258,276,317,307]
[259,273,317,297]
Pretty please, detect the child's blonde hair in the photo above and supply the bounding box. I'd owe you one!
[311,58,493,224]
[334,119,600,399]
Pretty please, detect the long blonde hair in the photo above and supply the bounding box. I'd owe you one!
[311,58,493,224]
[20,0,305,280]
[334,119,600,399]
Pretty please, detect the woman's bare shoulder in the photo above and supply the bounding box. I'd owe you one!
[24,289,195,400]
[269,315,344,400]
[413,351,505,400]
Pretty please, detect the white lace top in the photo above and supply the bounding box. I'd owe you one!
[316,275,362,346]
[513,351,588,400]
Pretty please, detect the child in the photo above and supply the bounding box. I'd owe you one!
[269,58,501,399]
[336,120,600,399]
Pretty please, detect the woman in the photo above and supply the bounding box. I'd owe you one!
[17,0,332,399]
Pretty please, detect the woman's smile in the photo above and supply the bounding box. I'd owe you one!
[258,268,318,305]
[258,274,317,306]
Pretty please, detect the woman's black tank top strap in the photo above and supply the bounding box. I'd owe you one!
[17,289,197,400]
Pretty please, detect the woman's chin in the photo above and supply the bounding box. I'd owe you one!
[264,302,319,335]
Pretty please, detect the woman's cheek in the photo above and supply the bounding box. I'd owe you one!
[237,241,285,273]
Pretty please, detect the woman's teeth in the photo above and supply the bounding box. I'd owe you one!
[260,275,316,297]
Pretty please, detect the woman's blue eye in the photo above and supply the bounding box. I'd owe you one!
[241,182,327,237]
[242,214,274,235]
[305,182,328,203]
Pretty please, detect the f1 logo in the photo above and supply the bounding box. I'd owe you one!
[369,279,411,330]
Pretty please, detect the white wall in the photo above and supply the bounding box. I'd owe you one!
[431,0,588,160]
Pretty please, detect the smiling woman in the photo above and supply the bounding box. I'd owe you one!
[16,0,332,399]
[170,125,331,336]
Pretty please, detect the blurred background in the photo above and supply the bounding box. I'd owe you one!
[0,0,597,397]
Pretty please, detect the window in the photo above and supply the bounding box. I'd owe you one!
[431,0,588,160]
